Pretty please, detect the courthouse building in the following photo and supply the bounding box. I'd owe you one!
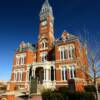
[7,0,90,94]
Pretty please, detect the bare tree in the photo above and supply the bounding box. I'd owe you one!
[82,30,100,100]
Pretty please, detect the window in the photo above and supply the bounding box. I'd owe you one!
[16,54,26,65]
[16,57,20,65]
[20,72,23,81]
[22,72,24,81]
[14,71,24,81]
[21,57,25,65]
[70,65,76,79]
[69,45,75,59]
[60,47,67,60]
[41,21,47,26]
[41,53,47,62]
[61,66,67,81]
[42,40,48,49]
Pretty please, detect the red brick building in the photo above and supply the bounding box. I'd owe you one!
[7,0,90,95]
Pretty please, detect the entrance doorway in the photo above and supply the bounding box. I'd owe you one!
[35,67,44,84]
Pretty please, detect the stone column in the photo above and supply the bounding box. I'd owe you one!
[14,72,15,81]
[46,69,49,81]
[70,47,73,59]
[72,68,75,79]
[64,68,66,80]
[33,69,35,78]
[49,69,51,81]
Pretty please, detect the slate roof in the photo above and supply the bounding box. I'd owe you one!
[55,31,79,45]
[16,41,36,52]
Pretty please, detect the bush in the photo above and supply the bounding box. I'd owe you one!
[84,85,96,93]
[98,84,100,93]
[68,92,95,100]
[42,89,64,100]
[42,87,96,100]
[58,87,69,100]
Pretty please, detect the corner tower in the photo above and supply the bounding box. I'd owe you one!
[37,0,55,62]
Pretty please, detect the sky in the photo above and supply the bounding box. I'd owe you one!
[0,0,100,80]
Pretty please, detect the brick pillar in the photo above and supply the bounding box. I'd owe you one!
[68,79,84,92]
[7,95,15,100]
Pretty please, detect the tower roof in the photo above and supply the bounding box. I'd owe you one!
[55,31,79,45]
[40,0,53,17]
[44,0,50,7]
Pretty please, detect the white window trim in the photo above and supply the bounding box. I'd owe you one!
[59,45,75,60]
[41,52,47,62]
[61,65,67,81]
[70,65,75,79]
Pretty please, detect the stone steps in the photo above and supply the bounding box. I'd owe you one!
[37,84,44,94]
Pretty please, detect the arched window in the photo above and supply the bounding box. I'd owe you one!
[16,57,20,65]
[41,53,47,62]
[60,47,67,60]
[61,66,67,81]
[41,40,48,49]
[69,45,75,59]
[70,65,76,79]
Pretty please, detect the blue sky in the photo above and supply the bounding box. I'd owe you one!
[0,0,100,80]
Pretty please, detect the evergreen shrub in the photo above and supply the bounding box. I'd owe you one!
[42,87,96,100]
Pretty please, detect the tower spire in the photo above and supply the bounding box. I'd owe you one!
[45,0,49,4]
[40,0,53,17]
[46,0,48,2]
[44,0,50,7]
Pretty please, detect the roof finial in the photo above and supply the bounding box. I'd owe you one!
[46,0,49,2]
[45,0,49,6]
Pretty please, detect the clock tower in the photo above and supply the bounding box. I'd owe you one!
[37,0,55,62]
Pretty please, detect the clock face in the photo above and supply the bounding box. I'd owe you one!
[41,21,47,26]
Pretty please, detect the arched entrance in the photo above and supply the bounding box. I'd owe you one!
[35,67,44,84]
